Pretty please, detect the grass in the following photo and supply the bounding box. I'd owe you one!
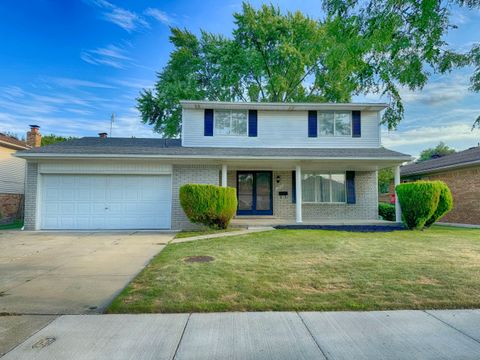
[0,220,23,230]
[174,227,241,239]
[108,226,480,313]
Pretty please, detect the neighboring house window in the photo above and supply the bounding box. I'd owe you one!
[302,172,346,203]
[318,112,352,136]
[214,110,248,136]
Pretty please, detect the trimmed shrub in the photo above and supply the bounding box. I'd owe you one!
[425,181,453,227]
[378,203,395,221]
[395,181,442,230]
[179,184,237,229]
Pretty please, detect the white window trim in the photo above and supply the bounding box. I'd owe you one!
[214,109,248,137]
[301,171,347,204]
[318,111,352,137]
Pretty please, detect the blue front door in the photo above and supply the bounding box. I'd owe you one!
[236,171,273,215]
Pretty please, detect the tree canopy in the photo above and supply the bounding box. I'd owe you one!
[138,1,480,137]
[418,141,456,161]
[41,134,76,146]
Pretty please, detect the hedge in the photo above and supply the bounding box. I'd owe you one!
[378,203,395,221]
[179,184,237,229]
[425,181,453,228]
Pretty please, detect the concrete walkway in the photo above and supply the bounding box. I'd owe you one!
[3,310,480,359]
[170,227,274,243]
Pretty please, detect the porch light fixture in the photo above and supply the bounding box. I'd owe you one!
[276,175,281,184]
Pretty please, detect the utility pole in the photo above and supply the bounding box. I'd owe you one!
[110,112,115,137]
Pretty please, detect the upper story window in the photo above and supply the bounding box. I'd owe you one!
[318,111,352,137]
[302,172,346,203]
[214,110,248,136]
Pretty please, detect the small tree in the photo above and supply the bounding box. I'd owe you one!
[179,184,237,229]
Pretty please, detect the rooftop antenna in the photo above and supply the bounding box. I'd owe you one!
[110,112,115,137]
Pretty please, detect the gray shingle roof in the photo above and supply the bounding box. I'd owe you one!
[401,146,480,176]
[16,137,410,159]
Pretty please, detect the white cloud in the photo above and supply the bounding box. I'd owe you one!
[81,44,132,69]
[383,123,479,148]
[83,0,148,32]
[144,8,173,25]
[46,77,115,89]
[400,75,471,106]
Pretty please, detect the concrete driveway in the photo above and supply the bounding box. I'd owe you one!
[0,230,173,356]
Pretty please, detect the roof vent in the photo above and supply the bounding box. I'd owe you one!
[98,132,108,138]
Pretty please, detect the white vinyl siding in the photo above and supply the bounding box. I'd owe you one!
[182,109,380,148]
[0,146,25,194]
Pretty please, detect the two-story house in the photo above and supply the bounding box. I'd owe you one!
[16,101,411,230]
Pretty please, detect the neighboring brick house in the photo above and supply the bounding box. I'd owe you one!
[401,146,480,225]
[0,126,42,223]
[16,101,410,230]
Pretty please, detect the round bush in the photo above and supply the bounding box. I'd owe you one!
[395,181,441,230]
[425,181,453,228]
[378,203,395,221]
[179,184,237,229]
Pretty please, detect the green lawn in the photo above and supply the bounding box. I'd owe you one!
[108,226,480,313]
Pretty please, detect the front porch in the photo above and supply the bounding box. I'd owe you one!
[218,160,403,224]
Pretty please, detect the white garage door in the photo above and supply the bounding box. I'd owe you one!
[41,174,172,230]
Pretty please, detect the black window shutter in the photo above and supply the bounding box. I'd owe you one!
[204,109,213,136]
[352,111,361,137]
[248,110,258,137]
[292,171,296,203]
[308,111,317,137]
[346,171,356,204]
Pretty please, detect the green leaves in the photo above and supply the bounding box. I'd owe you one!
[138,1,480,137]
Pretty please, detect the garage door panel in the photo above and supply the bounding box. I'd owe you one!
[41,174,171,230]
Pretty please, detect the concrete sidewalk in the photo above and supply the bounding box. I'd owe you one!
[3,310,480,359]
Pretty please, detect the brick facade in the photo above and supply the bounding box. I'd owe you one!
[23,162,38,230]
[171,164,220,230]
[415,166,480,225]
[0,193,23,224]
[228,170,378,221]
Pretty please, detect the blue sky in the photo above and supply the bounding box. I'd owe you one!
[0,0,479,157]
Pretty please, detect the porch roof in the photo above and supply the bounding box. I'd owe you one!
[16,137,410,164]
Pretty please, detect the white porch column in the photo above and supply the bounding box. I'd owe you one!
[394,165,402,222]
[295,165,302,223]
[221,164,228,188]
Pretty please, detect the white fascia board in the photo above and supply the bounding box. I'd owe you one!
[15,152,412,162]
[180,100,389,112]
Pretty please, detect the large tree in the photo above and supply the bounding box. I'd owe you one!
[138,1,480,137]
[41,134,76,146]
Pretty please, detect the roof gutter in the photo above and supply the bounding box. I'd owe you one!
[179,100,389,112]
[0,139,29,150]
[15,152,412,162]
[402,159,480,176]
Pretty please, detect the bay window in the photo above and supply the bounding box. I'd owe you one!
[214,110,248,136]
[302,172,346,203]
[318,111,352,136]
